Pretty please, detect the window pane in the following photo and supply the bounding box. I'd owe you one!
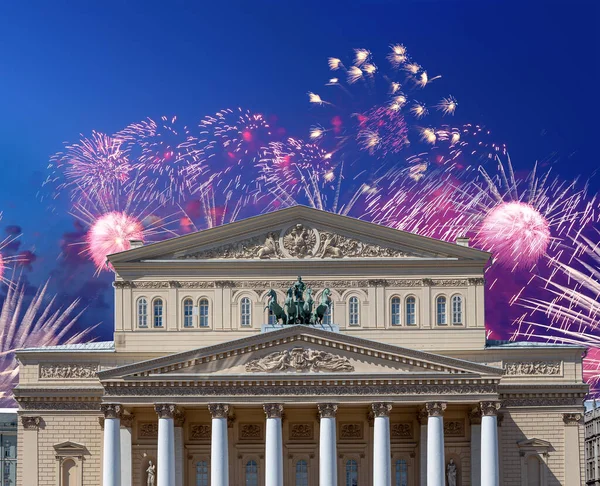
[295,460,308,486]
[395,459,408,486]
[452,295,463,325]
[241,298,252,327]
[436,296,447,325]
[391,297,401,326]
[196,460,209,486]
[153,299,163,328]
[199,299,209,327]
[323,301,332,325]
[345,459,358,486]
[349,297,359,326]
[245,460,258,486]
[406,297,416,326]
[137,298,148,328]
[184,299,194,328]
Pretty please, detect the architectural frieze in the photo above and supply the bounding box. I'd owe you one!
[39,363,98,380]
[503,361,561,376]
[138,423,158,438]
[239,424,263,439]
[391,423,412,438]
[245,347,354,373]
[340,423,362,439]
[444,420,465,437]
[189,424,211,440]
[17,399,101,411]
[290,423,313,439]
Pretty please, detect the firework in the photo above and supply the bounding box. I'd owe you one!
[46,131,131,202]
[0,279,96,406]
[0,214,23,286]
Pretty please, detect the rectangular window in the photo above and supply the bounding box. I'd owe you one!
[405,298,416,326]
[154,299,164,328]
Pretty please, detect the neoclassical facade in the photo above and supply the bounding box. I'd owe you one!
[15,206,586,486]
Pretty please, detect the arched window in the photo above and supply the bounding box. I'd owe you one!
[295,460,309,486]
[245,460,258,486]
[195,460,209,486]
[436,296,447,326]
[61,458,77,486]
[395,459,408,486]
[183,298,194,328]
[153,298,164,328]
[349,297,360,326]
[345,459,359,486]
[451,295,463,325]
[199,298,209,327]
[137,298,148,328]
[405,296,416,326]
[241,297,252,327]
[526,455,541,486]
[391,297,401,326]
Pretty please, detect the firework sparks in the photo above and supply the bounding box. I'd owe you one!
[0,279,96,406]
[387,44,407,68]
[410,102,428,119]
[436,96,458,115]
[328,57,343,70]
[347,66,363,84]
[353,48,371,66]
[308,92,330,106]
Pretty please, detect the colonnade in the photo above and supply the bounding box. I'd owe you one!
[101,400,501,486]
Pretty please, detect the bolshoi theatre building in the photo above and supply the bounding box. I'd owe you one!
[14,206,586,486]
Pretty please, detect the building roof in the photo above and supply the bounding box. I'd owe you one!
[18,341,115,353]
[486,340,586,350]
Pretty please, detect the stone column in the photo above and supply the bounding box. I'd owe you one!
[426,402,446,486]
[174,410,185,486]
[318,403,338,486]
[480,401,500,486]
[120,414,134,486]
[209,404,230,486]
[563,413,583,486]
[469,406,482,486]
[21,416,41,486]
[372,403,392,486]
[155,404,177,486]
[417,408,427,486]
[263,403,284,486]
[102,404,122,486]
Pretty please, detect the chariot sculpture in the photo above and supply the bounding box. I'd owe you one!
[266,276,332,325]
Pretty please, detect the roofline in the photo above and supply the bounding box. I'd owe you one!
[17,341,116,354]
[107,206,491,264]
[98,325,503,379]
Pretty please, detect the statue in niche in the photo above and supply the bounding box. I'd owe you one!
[146,460,156,486]
[446,459,457,486]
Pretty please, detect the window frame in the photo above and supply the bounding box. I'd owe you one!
[345,458,359,486]
[391,296,401,326]
[195,459,209,486]
[183,298,194,328]
[244,459,259,486]
[294,459,309,486]
[348,296,360,327]
[137,297,148,328]
[435,295,447,326]
[394,458,409,486]
[199,298,210,328]
[405,296,417,326]
[153,298,164,328]
[451,294,463,326]
[240,297,252,328]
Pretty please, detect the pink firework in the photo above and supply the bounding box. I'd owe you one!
[46,131,131,201]
[86,211,144,269]
[479,201,550,269]
[356,106,409,156]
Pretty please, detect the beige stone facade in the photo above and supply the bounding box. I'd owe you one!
[14,206,587,485]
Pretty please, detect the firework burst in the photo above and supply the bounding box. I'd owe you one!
[0,279,96,406]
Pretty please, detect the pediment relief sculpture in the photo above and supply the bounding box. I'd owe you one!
[245,347,354,373]
[178,223,416,260]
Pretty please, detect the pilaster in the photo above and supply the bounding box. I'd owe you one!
[21,416,41,486]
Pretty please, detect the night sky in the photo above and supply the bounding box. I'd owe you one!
[0,1,598,340]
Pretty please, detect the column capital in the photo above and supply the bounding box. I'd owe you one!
[263,403,284,419]
[425,402,446,417]
[208,403,230,419]
[371,402,392,417]
[174,409,186,427]
[469,406,482,425]
[101,403,123,419]
[121,413,134,428]
[480,401,501,416]
[21,416,42,430]
[317,403,338,419]
[562,412,583,426]
[155,403,177,419]
[417,407,428,425]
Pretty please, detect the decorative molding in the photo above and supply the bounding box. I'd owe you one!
[503,361,561,376]
[502,397,584,407]
[340,423,363,439]
[121,414,134,429]
[239,424,263,440]
[468,278,485,285]
[263,403,284,419]
[190,424,211,440]
[469,406,482,425]
[444,420,464,437]
[138,423,158,438]
[371,402,392,417]
[21,416,41,430]
[426,402,447,417]
[154,403,177,419]
[101,403,122,419]
[208,403,229,419]
[113,280,133,289]
[132,281,170,289]
[174,409,186,427]
[246,347,354,373]
[417,407,428,426]
[178,281,216,289]
[429,279,469,287]
[386,279,422,287]
[290,423,313,440]
[480,401,501,416]
[422,278,434,286]
[40,363,98,380]
[215,280,237,288]
[563,413,583,426]
[17,400,101,411]
[168,280,180,289]
[317,403,338,419]
[391,423,413,439]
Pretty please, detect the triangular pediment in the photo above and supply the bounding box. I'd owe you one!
[107,206,490,264]
[99,326,502,381]
[517,438,552,449]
